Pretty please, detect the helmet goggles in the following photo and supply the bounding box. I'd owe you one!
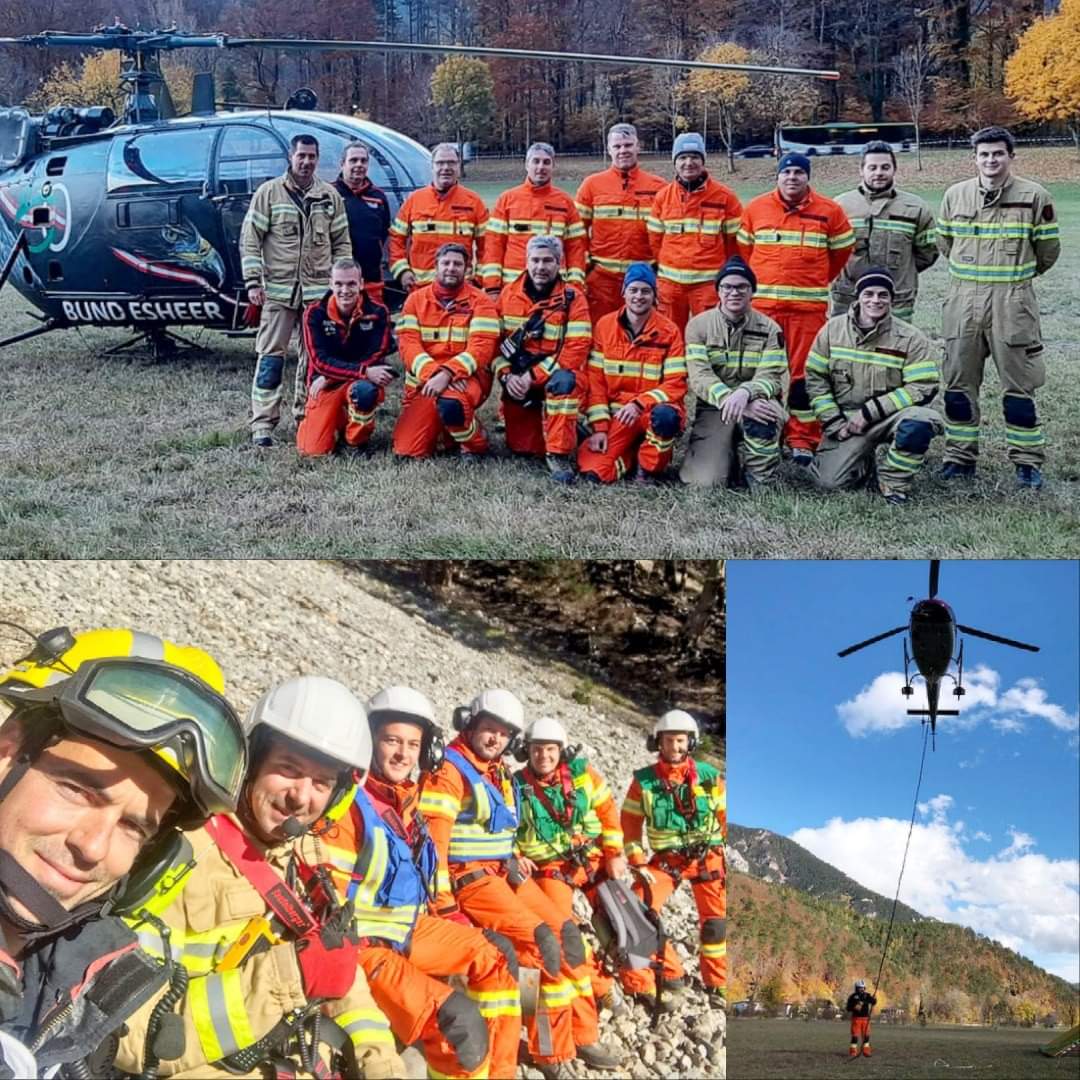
[0,657,246,820]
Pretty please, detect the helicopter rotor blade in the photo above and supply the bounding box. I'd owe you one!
[929,560,940,599]
[838,626,907,657]
[957,625,1040,652]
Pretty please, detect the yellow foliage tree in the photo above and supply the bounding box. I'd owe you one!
[1006,0,1080,155]
[430,56,496,175]
[686,43,752,173]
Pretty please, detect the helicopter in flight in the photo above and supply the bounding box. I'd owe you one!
[0,25,839,357]
[837,560,1039,749]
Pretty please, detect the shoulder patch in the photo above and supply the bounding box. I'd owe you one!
[1043,204,1056,222]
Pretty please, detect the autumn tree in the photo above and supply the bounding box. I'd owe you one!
[430,55,496,170]
[30,52,127,114]
[1006,0,1080,156]
[893,41,933,169]
[686,43,752,172]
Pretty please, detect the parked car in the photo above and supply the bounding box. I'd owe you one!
[735,144,777,159]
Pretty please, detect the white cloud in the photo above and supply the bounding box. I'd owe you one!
[837,663,1078,739]
[791,809,1080,982]
[973,830,991,842]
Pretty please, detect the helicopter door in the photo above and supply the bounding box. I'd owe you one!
[212,125,288,285]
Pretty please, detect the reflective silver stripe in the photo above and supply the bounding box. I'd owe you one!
[342,1017,386,1036]
[129,631,165,659]
[205,974,241,1058]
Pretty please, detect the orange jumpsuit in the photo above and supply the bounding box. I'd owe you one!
[392,282,500,458]
[315,776,520,1080]
[575,165,667,320]
[495,277,592,456]
[388,183,490,287]
[620,758,726,995]
[647,175,743,331]
[420,738,599,1068]
[483,182,588,291]
[577,308,688,483]
[738,189,855,450]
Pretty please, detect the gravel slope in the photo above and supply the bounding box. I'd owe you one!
[0,559,724,1079]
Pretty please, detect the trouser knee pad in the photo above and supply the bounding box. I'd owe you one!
[787,377,810,414]
[534,922,562,978]
[743,417,778,442]
[894,418,934,455]
[483,928,519,980]
[1003,394,1037,428]
[435,989,489,1073]
[701,917,726,945]
[560,920,586,969]
[944,390,974,423]
[349,380,379,411]
[545,368,577,396]
[650,404,681,439]
[437,395,466,427]
[255,355,285,390]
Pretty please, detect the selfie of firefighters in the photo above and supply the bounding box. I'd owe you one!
[0,559,726,1079]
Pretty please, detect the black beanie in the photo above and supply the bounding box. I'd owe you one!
[715,255,757,293]
[855,266,895,297]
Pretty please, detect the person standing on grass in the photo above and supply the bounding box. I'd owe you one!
[333,140,392,306]
[936,125,1060,491]
[846,979,877,1057]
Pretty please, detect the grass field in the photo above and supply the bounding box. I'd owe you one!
[1,149,1078,558]
[727,1017,1077,1079]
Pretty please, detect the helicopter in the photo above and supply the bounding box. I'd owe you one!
[0,25,840,357]
[837,560,1039,749]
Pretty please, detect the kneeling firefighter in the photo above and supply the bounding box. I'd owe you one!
[0,625,249,1077]
[620,709,726,1004]
[313,685,522,1079]
[114,675,403,1079]
[420,690,620,1078]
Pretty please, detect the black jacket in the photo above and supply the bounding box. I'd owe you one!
[302,291,393,385]
[846,989,877,1018]
[334,178,391,286]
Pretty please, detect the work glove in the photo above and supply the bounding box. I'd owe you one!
[294,903,361,1001]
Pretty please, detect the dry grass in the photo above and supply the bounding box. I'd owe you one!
[1,148,1077,558]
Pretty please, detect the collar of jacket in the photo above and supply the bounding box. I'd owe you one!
[848,302,891,341]
[432,280,468,307]
[652,757,694,784]
[525,179,554,196]
[326,291,375,331]
[859,184,896,202]
[977,174,1014,204]
[721,308,749,330]
[447,735,504,780]
[227,810,299,865]
[773,187,813,214]
[365,773,419,823]
[284,171,318,197]
[611,164,641,186]
[430,181,460,200]
[338,175,373,197]
[677,172,708,193]
[618,306,663,341]
[524,274,559,303]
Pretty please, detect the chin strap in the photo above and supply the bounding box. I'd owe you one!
[0,850,107,944]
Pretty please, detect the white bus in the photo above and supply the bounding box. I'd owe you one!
[777,121,915,156]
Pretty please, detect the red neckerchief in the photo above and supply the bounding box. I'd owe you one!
[655,757,700,824]
[523,762,577,829]
[432,282,469,311]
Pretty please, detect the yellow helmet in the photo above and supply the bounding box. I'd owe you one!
[0,627,245,825]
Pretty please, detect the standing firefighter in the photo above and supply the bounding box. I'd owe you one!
[831,141,938,320]
[937,126,1060,489]
[495,235,593,484]
[846,979,877,1057]
[388,143,489,293]
[241,133,350,447]
[313,686,522,1080]
[419,690,620,1078]
[647,132,743,331]
[806,267,943,506]
[680,255,788,490]
[577,262,688,485]
[333,140,392,306]
[738,152,855,462]
[575,123,667,320]
[620,710,726,1005]
[483,143,588,294]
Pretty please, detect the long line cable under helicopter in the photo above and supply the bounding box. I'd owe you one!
[870,720,931,1010]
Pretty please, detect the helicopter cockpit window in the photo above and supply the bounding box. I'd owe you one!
[107,129,214,193]
[216,126,287,195]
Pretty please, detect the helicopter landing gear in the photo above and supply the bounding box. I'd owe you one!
[104,327,210,362]
[953,640,966,697]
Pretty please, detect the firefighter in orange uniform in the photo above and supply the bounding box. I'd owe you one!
[483,143,588,294]
[647,132,742,331]
[738,152,855,461]
[577,263,688,484]
[419,690,621,1079]
[495,235,592,484]
[392,242,501,459]
[388,143,489,292]
[575,123,666,320]
[314,686,522,1080]
[621,710,726,1005]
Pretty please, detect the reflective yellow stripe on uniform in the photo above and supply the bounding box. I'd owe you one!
[756,283,830,304]
[466,986,523,1020]
[189,969,256,1062]
[336,1007,398,1046]
[539,977,576,1009]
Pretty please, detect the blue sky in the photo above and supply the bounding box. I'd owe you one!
[728,559,1079,982]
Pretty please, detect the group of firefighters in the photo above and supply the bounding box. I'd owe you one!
[239,119,1059,500]
[0,626,725,1079]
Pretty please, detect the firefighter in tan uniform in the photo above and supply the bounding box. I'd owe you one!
[680,256,787,490]
[806,268,943,505]
[937,126,1060,489]
[241,134,350,447]
[831,141,938,320]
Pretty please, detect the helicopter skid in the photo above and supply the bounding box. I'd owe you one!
[103,326,210,362]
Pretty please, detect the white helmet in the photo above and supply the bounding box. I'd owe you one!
[654,709,699,738]
[525,716,568,747]
[366,685,437,729]
[461,688,525,735]
[246,675,371,774]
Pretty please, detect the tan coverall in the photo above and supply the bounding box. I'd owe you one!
[240,172,351,437]
[936,174,1060,467]
[806,306,944,497]
[115,819,402,1079]
[831,186,938,320]
[680,306,787,488]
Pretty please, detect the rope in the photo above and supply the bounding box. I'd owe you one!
[871,720,931,1004]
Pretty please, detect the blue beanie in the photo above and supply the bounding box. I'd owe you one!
[778,151,811,176]
[623,262,657,294]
